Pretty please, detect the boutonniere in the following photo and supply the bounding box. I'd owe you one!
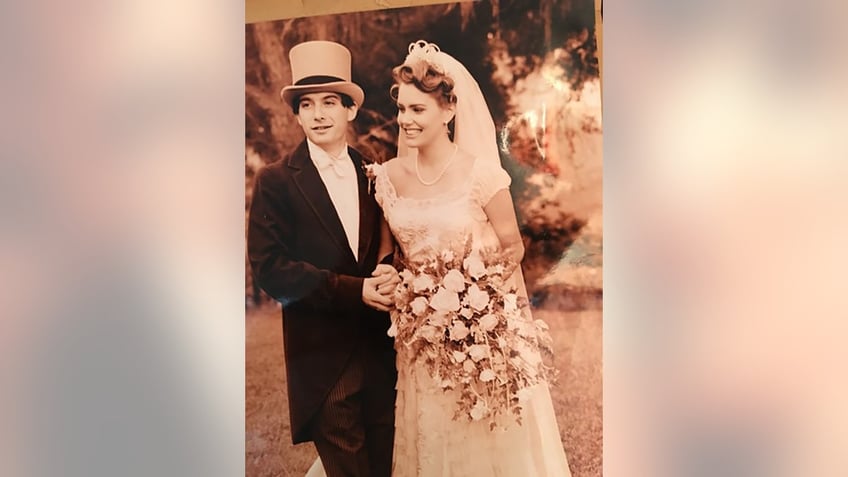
[363,162,378,195]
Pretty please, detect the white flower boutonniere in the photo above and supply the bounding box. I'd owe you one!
[363,163,378,195]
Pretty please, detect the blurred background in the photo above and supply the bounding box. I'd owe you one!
[11,0,847,476]
[605,1,848,476]
[245,1,603,476]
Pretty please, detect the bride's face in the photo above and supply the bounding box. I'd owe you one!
[396,83,453,148]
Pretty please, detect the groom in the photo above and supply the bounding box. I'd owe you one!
[248,41,398,476]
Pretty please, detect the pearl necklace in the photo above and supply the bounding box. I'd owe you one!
[415,144,459,186]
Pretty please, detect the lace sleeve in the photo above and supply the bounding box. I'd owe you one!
[368,162,397,210]
[473,158,512,207]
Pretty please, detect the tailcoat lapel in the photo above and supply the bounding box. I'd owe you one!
[289,141,357,264]
[349,147,377,269]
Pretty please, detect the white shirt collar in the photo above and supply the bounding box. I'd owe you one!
[306,139,353,178]
[306,139,350,164]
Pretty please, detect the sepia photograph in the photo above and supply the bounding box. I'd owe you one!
[246,1,601,475]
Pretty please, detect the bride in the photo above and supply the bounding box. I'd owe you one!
[309,40,571,476]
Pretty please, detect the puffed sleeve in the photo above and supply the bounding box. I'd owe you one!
[370,161,399,212]
[473,158,512,207]
[368,163,385,209]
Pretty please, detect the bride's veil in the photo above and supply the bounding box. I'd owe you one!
[396,41,502,170]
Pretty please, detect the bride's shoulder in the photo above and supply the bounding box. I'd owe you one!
[469,153,507,177]
[454,149,477,173]
[382,156,401,169]
[467,153,511,202]
[383,156,414,180]
[384,155,411,168]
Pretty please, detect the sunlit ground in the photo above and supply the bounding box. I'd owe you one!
[245,303,601,477]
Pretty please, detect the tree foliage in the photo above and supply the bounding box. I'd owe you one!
[245,1,600,307]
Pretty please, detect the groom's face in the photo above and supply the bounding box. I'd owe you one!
[295,92,357,151]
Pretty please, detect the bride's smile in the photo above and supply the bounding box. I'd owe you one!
[401,126,422,139]
[395,82,455,148]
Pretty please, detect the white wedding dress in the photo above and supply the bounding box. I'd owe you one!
[372,158,571,476]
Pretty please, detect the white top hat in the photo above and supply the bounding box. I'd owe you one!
[280,41,365,107]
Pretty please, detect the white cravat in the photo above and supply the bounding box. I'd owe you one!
[306,139,360,260]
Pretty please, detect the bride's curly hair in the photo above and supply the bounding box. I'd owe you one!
[390,58,458,139]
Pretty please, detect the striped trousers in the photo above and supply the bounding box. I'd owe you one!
[309,346,397,477]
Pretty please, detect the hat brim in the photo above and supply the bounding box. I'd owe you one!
[281,81,365,108]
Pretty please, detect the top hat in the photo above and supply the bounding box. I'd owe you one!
[280,41,365,107]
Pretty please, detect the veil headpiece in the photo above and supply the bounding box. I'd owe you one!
[397,41,501,168]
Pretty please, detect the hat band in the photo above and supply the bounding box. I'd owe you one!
[294,75,346,86]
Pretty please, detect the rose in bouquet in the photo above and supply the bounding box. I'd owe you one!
[390,239,557,430]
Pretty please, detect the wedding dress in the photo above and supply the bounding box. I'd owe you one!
[370,158,572,476]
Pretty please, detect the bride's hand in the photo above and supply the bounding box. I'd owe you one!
[484,189,525,276]
[363,273,394,311]
[372,264,400,298]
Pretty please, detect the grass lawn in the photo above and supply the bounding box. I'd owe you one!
[246,301,601,477]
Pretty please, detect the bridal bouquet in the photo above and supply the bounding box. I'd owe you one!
[390,239,557,430]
